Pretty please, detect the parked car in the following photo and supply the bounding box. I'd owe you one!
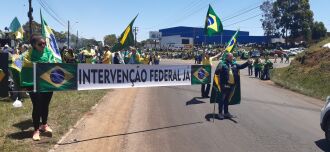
[270,49,286,56]
[320,96,330,144]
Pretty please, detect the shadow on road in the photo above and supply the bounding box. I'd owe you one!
[315,139,330,152]
[204,113,238,123]
[186,97,206,106]
[58,121,203,146]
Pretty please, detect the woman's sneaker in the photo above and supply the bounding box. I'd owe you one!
[39,124,53,133]
[32,130,40,141]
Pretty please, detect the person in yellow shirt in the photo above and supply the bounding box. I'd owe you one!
[63,48,76,63]
[102,45,112,64]
[80,44,96,63]
[201,51,222,98]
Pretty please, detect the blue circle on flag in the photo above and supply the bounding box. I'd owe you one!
[50,69,65,84]
[198,69,205,79]
[207,16,214,26]
[229,39,235,46]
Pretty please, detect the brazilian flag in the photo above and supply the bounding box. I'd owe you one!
[210,61,241,105]
[225,30,239,53]
[191,65,211,84]
[112,15,138,52]
[9,17,24,40]
[204,5,223,36]
[36,63,77,92]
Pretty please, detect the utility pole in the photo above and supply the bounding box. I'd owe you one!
[133,27,138,47]
[28,0,33,41]
[76,30,78,49]
[67,21,70,48]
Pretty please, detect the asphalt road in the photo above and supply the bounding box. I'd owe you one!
[52,59,329,152]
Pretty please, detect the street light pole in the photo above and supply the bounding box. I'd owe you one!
[67,20,70,48]
[28,0,33,42]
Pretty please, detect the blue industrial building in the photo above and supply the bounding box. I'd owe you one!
[159,26,270,45]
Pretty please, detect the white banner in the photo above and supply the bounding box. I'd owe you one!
[77,64,192,90]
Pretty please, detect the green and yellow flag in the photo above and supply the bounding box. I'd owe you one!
[9,17,24,40]
[191,65,211,84]
[225,30,239,53]
[112,15,138,52]
[204,5,223,36]
[36,63,77,92]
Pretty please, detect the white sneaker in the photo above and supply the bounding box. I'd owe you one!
[13,98,23,108]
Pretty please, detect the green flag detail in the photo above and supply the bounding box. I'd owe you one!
[9,17,24,40]
[204,5,223,36]
[112,15,138,52]
[36,63,77,92]
[225,30,239,53]
[191,65,211,84]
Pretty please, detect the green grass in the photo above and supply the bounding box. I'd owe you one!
[271,37,330,100]
[0,90,108,152]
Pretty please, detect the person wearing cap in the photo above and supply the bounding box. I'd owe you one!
[201,51,222,98]
[80,44,96,64]
[213,53,252,120]
[102,45,112,64]
[127,47,140,64]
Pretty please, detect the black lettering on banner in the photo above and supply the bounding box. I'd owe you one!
[168,70,172,81]
[110,69,116,82]
[83,69,90,84]
[79,69,81,84]
[135,70,141,82]
[122,69,129,83]
[164,69,168,81]
[91,69,97,84]
[186,70,191,80]
[141,69,147,82]
[154,69,158,82]
[173,70,177,81]
[129,69,135,82]
[104,69,110,83]
[178,69,181,81]
[159,69,163,82]
[150,69,154,82]
[117,69,122,83]
[98,69,103,84]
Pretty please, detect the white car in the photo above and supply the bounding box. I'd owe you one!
[320,96,330,143]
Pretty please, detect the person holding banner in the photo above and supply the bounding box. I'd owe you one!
[23,35,55,141]
[201,51,222,98]
[102,45,112,64]
[80,44,96,64]
[127,47,140,64]
[214,53,251,120]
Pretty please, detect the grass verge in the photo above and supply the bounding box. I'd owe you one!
[0,90,108,152]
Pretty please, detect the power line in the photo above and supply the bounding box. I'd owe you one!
[222,6,260,22]
[224,13,262,27]
[40,0,66,24]
[37,0,66,27]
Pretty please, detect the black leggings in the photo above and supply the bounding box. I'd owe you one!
[29,92,53,131]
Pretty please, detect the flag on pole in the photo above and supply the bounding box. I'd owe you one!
[225,30,239,53]
[40,10,62,63]
[204,5,223,36]
[9,17,24,40]
[112,15,138,52]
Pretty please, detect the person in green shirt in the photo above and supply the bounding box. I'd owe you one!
[253,58,263,79]
[262,57,273,80]
[23,35,56,141]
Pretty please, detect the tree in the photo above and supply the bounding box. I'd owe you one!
[311,21,327,40]
[103,34,117,46]
[273,0,314,41]
[260,0,278,37]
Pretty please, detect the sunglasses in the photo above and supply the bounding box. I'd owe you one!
[37,42,46,47]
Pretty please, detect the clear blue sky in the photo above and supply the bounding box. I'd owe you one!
[1,0,329,42]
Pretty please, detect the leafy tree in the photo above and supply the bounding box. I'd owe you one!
[260,0,278,37]
[311,21,327,40]
[273,0,314,41]
[103,34,117,46]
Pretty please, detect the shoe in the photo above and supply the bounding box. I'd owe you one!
[32,130,40,141]
[39,124,53,133]
[224,113,234,119]
[218,113,224,120]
